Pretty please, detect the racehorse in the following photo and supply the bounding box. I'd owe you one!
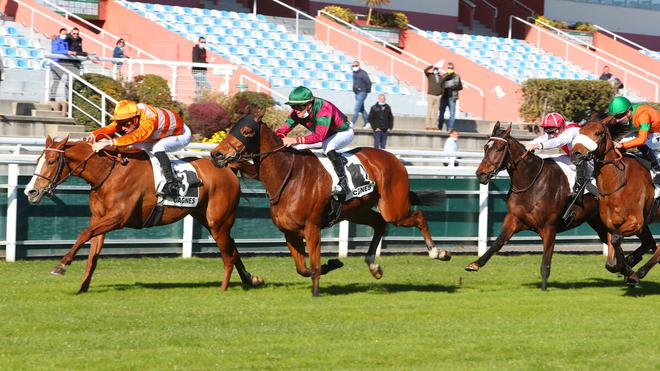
[24,135,264,293]
[571,117,660,285]
[470,122,655,289]
[209,115,450,296]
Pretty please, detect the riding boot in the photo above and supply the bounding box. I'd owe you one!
[327,149,348,201]
[154,151,181,198]
[638,145,660,185]
[569,162,589,205]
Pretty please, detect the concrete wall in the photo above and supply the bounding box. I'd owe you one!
[593,32,660,84]
[544,0,660,49]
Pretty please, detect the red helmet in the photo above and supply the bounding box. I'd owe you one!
[540,112,566,128]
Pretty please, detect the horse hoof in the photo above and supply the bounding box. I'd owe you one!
[437,249,451,261]
[428,247,439,259]
[605,263,619,274]
[369,263,383,280]
[625,274,640,287]
[50,266,66,276]
[251,276,265,287]
[464,262,480,272]
[327,259,344,270]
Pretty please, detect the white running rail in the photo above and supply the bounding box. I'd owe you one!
[509,16,659,101]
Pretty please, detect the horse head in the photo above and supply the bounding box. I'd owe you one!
[570,116,613,166]
[24,135,71,204]
[210,115,262,168]
[476,122,512,184]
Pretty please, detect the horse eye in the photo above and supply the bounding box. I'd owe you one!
[47,159,56,165]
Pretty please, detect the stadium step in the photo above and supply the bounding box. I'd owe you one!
[457,19,497,38]
[198,0,250,13]
[265,16,316,37]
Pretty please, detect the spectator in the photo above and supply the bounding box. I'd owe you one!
[192,37,211,96]
[424,64,443,130]
[49,28,72,101]
[112,38,129,79]
[438,62,462,131]
[443,129,460,167]
[65,27,87,72]
[0,52,4,88]
[368,94,394,149]
[351,60,372,128]
[599,65,624,93]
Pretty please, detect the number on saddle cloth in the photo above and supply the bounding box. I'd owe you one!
[319,151,375,201]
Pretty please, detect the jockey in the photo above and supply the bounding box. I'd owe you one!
[524,112,591,201]
[86,100,192,198]
[276,86,354,201]
[609,96,660,183]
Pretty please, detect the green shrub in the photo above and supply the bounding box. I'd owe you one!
[534,15,595,32]
[228,91,275,124]
[125,74,173,108]
[72,73,126,132]
[370,11,408,29]
[519,79,615,123]
[320,5,356,24]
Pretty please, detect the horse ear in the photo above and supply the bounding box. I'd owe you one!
[492,121,500,135]
[503,123,512,137]
[59,135,69,147]
[45,135,53,147]
[240,125,255,138]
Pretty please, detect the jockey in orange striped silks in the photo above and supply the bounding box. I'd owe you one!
[87,100,192,197]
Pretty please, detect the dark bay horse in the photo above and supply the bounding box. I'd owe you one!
[571,118,660,284]
[24,135,263,293]
[209,117,450,296]
[470,123,654,289]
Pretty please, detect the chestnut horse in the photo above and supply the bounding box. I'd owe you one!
[471,123,654,289]
[571,117,660,285]
[24,136,263,293]
[210,116,450,296]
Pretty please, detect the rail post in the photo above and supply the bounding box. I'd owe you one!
[182,215,194,258]
[6,160,19,262]
[338,220,349,257]
[477,182,489,256]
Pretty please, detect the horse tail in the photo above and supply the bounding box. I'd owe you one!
[409,190,446,206]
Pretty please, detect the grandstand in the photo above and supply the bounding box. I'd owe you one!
[0,20,49,101]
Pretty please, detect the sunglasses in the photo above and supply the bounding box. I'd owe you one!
[290,104,307,111]
[613,111,628,119]
[544,128,559,134]
[71,33,79,36]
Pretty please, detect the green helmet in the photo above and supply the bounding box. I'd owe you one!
[608,96,632,116]
[286,86,314,106]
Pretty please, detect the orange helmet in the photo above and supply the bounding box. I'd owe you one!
[112,100,140,121]
[540,112,566,129]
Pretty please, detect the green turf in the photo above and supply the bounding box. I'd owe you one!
[0,254,658,370]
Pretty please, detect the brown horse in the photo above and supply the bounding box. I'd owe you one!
[209,116,450,296]
[24,135,263,293]
[470,123,654,289]
[571,117,660,285]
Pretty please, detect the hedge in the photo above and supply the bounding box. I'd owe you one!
[519,79,615,123]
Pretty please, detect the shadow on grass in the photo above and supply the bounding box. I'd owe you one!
[321,282,459,296]
[96,281,262,292]
[523,277,660,296]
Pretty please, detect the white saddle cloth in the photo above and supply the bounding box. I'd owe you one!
[317,151,375,202]
[147,152,201,207]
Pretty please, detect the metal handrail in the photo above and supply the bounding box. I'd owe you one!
[594,24,651,53]
[36,0,160,60]
[509,16,659,101]
[461,0,477,8]
[532,17,660,81]
[512,0,535,15]
[479,0,499,17]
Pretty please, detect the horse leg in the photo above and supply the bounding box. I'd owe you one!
[539,226,557,291]
[207,223,238,291]
[391,210,450,261]
[77,234,105,294]
[344,207,387,279]
[628,243,660,281]
[626,226,656,267]
[284,232,311,278]
[229,237,265,288]
[604,233,619,273]
[466,214,521,271]
[610,233,636,284]
[303,227,322,297]
[52,215,121,278]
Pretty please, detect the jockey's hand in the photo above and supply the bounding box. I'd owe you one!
[614,142,623,149]
[82,133,96,142]
[281,137,297,147]
[524,142,540,151]
[92,139,112,153]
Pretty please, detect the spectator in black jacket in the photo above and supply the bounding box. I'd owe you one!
[351,60,372,128]
[438,62,462,131]
[65,27,87,72]
[192,37,211,97]
[368,94,394,149]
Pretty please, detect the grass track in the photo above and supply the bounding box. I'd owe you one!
[0,254,659,370]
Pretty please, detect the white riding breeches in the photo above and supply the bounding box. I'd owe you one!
[132,125,192,153]
[293,127,354,154]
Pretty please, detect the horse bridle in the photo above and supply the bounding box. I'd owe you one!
[584,126,628,196]
[484,136,544,193]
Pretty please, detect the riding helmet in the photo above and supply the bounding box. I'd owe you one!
[112,100,140,121]
[608,96,632,116]
[540,112,565,128]
[285,86,314,106]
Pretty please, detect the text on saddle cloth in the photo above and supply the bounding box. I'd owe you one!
[147,152,202,207]
[317,151,375,201]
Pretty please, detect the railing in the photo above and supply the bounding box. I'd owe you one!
[509,16,659,101]
[45,54,237,106]
[458,0,476,30]
[239,74,288,103]
[512,0,535,15]
[593,24,652,53]
[532,17,660,82]
[35,0,159,60]
[476,0,498,30]
[13,0,156,61]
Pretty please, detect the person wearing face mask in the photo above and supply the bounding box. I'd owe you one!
[49,28,72,101]
[438,62,462,131]
[112,38,129,79]
[367,94,393,149]
[276,86,354,206]
[424,64,444,130]
[351,61,372,128]
[65,27,88,72]
[192,37,211,97]
[609,96,660,183]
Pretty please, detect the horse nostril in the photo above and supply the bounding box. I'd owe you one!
[27,189,37,196]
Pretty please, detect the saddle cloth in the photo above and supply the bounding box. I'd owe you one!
[146,152,202,207]
[317,150,375,202]
[553,154,660,199]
